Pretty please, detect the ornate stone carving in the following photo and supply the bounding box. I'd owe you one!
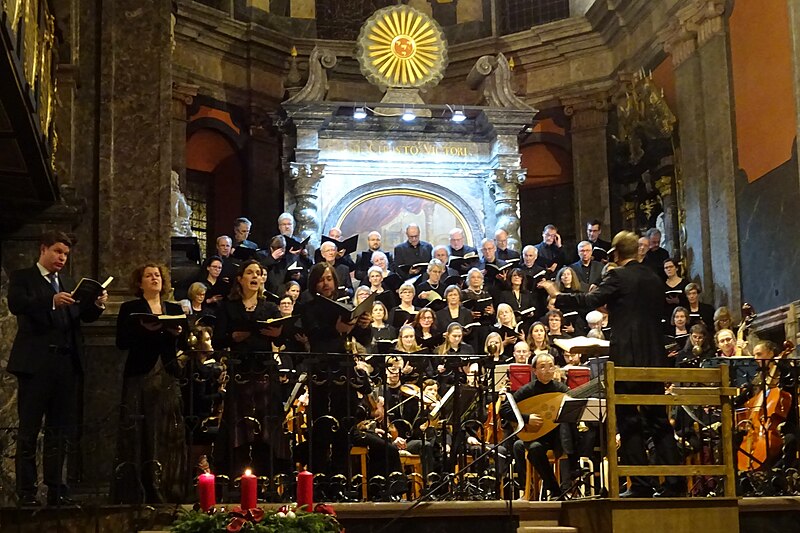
[655,175,674,197]
[172,82,198,106]
[659,0,726,66]
[170,170,194,237]
[487,168,526,250]
[288,163,325,242]
[563,93,609,131]
[467,53,532,109]
[283,47,337,104]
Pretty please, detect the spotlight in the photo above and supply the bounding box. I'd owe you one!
[401,109,416,122]
[451,109,467,123]
[353,106,367,120]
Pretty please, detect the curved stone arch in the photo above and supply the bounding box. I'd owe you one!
[324,179,484,246]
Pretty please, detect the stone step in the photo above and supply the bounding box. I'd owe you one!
[517,527,578,533]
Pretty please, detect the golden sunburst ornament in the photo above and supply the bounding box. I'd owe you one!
[357,5,448,90]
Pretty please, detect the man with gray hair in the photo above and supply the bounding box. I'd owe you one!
[495,228,520,261]
[393,223,432,279]
[569,241,603,291]
[642,227,669,281]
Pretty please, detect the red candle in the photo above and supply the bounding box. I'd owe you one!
[297,469,313,511]
[198,472,215,511]
[241,469,257,510]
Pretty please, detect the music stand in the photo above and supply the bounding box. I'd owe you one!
[555,397,588,424]
[700,356,759,387]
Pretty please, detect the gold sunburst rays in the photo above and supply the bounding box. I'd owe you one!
[357,5,447,89]
[364,8,442,86]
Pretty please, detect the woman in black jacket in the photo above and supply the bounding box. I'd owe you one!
[113,263,186,504]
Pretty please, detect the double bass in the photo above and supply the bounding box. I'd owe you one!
[736,341,795,471]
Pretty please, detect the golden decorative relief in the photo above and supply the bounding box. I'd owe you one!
[615,69,676,164]
[357,5,447,89]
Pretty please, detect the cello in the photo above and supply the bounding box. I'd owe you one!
[736,341,795,471]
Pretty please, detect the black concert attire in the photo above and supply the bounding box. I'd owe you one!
[664,278,689,320]
[414,279,446,308]
[7,264,104,503]
[462,287,495,351]
[479,257,507,296]
[589,238,612,262]
[534,242,566,272]
[394,240,433,279]
[642,247,670,281]
[568,260,603,292]
[688,302,716,331]
[212,298,291,478]
[555,260,681,496]
[501,378,570,497]
[435,306,473,333]
[114,299,186,504]
[297,291,372,476]
[497,247,521,262]
[448,244,478,276]
[355,249,393,282]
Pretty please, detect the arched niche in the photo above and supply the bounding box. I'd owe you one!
[324,180,483,251]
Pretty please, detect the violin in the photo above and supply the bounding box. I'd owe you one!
[737,340,794,471]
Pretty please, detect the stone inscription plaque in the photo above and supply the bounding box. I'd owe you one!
[319,139,491,162]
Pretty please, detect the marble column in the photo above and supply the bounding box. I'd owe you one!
[660,0,740,311]
[487,168,527,251]
[785,0,800,198]
[695,6,741,311]
[483,109,532,248]
[288,163,325,244]
[246,113,283,245]
[96,0,173,281]
[662,17,711,289]
[563,93,611,236]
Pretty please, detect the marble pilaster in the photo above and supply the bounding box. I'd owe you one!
[564,92,610,236]
[787,0,800,191]
[487,168,527,251]
[660,0,739,310]
[246,113,283,244]
[288,163,325,245]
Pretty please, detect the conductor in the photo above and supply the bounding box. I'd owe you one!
[539,230,681,497]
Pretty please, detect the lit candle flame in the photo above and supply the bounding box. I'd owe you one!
[245,469,252,476]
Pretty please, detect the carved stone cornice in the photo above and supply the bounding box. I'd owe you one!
[680,0,725,47]
[563,92,609,132]
[658,18,697,68]
[289,162,326,184]
[658,0,725,67]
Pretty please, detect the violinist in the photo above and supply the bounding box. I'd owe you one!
[350,359,405,497]
[405,379,444,477]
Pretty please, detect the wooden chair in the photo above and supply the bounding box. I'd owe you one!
[350,446,369,500]
[399,452,423,499]
[523,450,562,500]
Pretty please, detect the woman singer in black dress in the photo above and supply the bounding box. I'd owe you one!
[114,263,187,504]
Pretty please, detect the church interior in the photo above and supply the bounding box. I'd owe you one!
[1,0,800,532]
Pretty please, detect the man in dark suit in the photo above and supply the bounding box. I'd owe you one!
[540,230,681,498]
[7,231,107,506]
[232,216,259,250]
[494,228,521,261]
[568,241,603,292]
[393,223,432,279]
[534,224,566,273]
[586,219,612,262]
[355,231,394,283]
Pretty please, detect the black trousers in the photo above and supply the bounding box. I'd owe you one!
[15,352,79,498]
